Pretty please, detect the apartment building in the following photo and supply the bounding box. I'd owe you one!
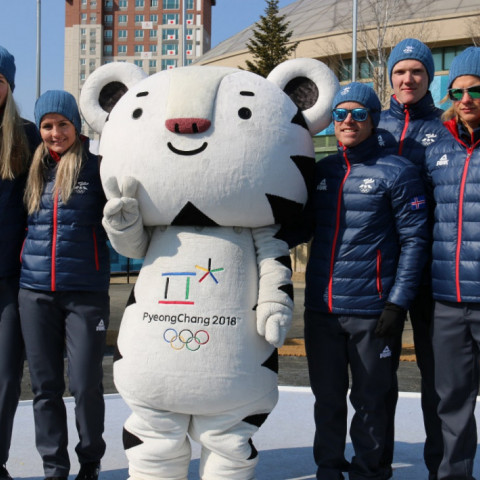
[65,0,215,137]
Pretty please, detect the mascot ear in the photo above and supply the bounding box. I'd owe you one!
[267,58,339,136]
[80,62,148,133]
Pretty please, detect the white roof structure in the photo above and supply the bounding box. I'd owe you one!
[197,0,480,67]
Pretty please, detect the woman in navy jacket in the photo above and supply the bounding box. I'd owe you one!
[0,45,40,480]
[18,91,109,480]
[425,46,480,480]
[302,83,429,480]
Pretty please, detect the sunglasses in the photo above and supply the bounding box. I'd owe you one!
[448,85,480,101]
[332,108,370,122]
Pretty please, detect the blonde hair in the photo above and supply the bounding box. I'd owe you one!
[24,136,84,215]
[0,86,30,179]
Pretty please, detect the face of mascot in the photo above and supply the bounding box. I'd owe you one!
[80,60,339,228]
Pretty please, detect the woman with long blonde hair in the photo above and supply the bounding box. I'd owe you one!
[18,90,110,480]
[0,45,40,480]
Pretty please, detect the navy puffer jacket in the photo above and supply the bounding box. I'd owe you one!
[377,92,445,171]
[425,119,480,303]
[305,135,429,315]
[20,141,110,292]
[0,119,41,278]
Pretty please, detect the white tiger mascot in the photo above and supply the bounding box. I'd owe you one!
[80,58,338,480]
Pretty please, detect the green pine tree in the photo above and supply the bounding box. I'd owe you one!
[245,0,299,77]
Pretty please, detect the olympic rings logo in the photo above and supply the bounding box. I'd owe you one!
[163,328,210,351]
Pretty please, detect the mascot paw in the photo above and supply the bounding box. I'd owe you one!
[103,176,141,231]
[256,303,292,348]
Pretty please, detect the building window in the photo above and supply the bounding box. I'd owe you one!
[432,45,470,72]
[151,0,159,6]
[104,45,113,55]
[104,15,113,25]
[90,14,97,23]
[163,0,179,8]
[81,13,87,23]
[90,60,96,68]
[150,29,158,38]
[105,0,113,7]
[163,13,179,24]
[135,45,145,53]
[118,30,128,40]
[118,44,127,54]
[81,42,86,51]
[135,30,144,39]
[337,58,373,82]
[118,14,128,24]
[80,28,87,36]
[80,58,86,66]
[81,0,87,5]
[119,0,128,7]
[161,59,176,70]
[149,59,157,68]
[134,60,143,67]
[162,44,177,55]
[163,28,177,40]
[104,29,113,39]
[186,13,193,26]
[91,0,97,6]
[135,0,145,6]
[150,14,158,22]
[187,0,193,8]
[135,14,144,23]
[149,44,157,52]
[186,43,193,55]
[80,72,86,81]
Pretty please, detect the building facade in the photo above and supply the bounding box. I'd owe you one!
[65,0,215,137]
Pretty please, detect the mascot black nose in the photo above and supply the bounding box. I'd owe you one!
[165,118,211,134]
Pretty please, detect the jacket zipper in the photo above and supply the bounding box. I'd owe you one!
[376,249,383,298]
[51,190,59,291]
[328,148,351,312]
[92,228,100,271]
[398,104,410,156]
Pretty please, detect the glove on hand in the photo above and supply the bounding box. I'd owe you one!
[375,302,406,337]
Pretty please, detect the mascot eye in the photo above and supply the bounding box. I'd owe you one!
[132,108,143,119]
[238,107,252,120]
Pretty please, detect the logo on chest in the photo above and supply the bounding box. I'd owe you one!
[359,178,375,193]
[74,181,89,194]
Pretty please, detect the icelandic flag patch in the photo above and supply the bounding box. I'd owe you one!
[410,195,426,210]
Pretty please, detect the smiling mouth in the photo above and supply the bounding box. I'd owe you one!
[167,142,208,156]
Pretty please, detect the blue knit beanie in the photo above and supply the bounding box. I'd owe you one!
[448,47,480,88]
[34,90,82,133]
[332,82,381,127]
[388,38,434,86]
[0,46,16,92]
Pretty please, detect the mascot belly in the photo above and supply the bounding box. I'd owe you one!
[79,58,338,480]
[116,226,278,415]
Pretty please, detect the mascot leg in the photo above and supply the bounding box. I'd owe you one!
[123,404,191,480]
[189,391,277,480]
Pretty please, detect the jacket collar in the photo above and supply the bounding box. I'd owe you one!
[389,91,437,120]
[337,134,381,164]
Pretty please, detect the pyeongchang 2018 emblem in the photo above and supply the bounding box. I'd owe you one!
[159,258,224,306]
[163,328,209,352]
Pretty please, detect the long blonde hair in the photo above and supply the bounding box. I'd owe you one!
[0,86,30,179]
[24,136,84,214]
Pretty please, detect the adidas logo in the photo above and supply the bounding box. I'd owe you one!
[317,179,327,191]
[380,345,392,359]
[436,154,448,167]
[96,319,106,332]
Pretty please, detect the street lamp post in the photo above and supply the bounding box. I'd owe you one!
[352,0,358,82]
[36,0,41,98]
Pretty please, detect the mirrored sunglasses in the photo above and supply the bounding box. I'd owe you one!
[332,108,370,122]
[448,85,480,101]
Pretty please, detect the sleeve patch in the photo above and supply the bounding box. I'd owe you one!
[410,195,426,211]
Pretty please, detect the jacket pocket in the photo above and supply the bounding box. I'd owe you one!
[376,249,383,298]
[92,228,100,271]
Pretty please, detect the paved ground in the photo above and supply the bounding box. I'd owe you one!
[19,277,420,400]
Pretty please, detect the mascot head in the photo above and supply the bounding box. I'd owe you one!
[80,59,338,228]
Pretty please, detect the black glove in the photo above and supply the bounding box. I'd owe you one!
[375,302,407,337]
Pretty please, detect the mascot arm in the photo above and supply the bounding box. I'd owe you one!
[252,225,294,348]
[102,176,150,259]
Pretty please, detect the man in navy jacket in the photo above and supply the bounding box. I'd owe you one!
[377,38,446,480]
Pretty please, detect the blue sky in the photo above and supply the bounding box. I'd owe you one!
[0,0,293,121]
